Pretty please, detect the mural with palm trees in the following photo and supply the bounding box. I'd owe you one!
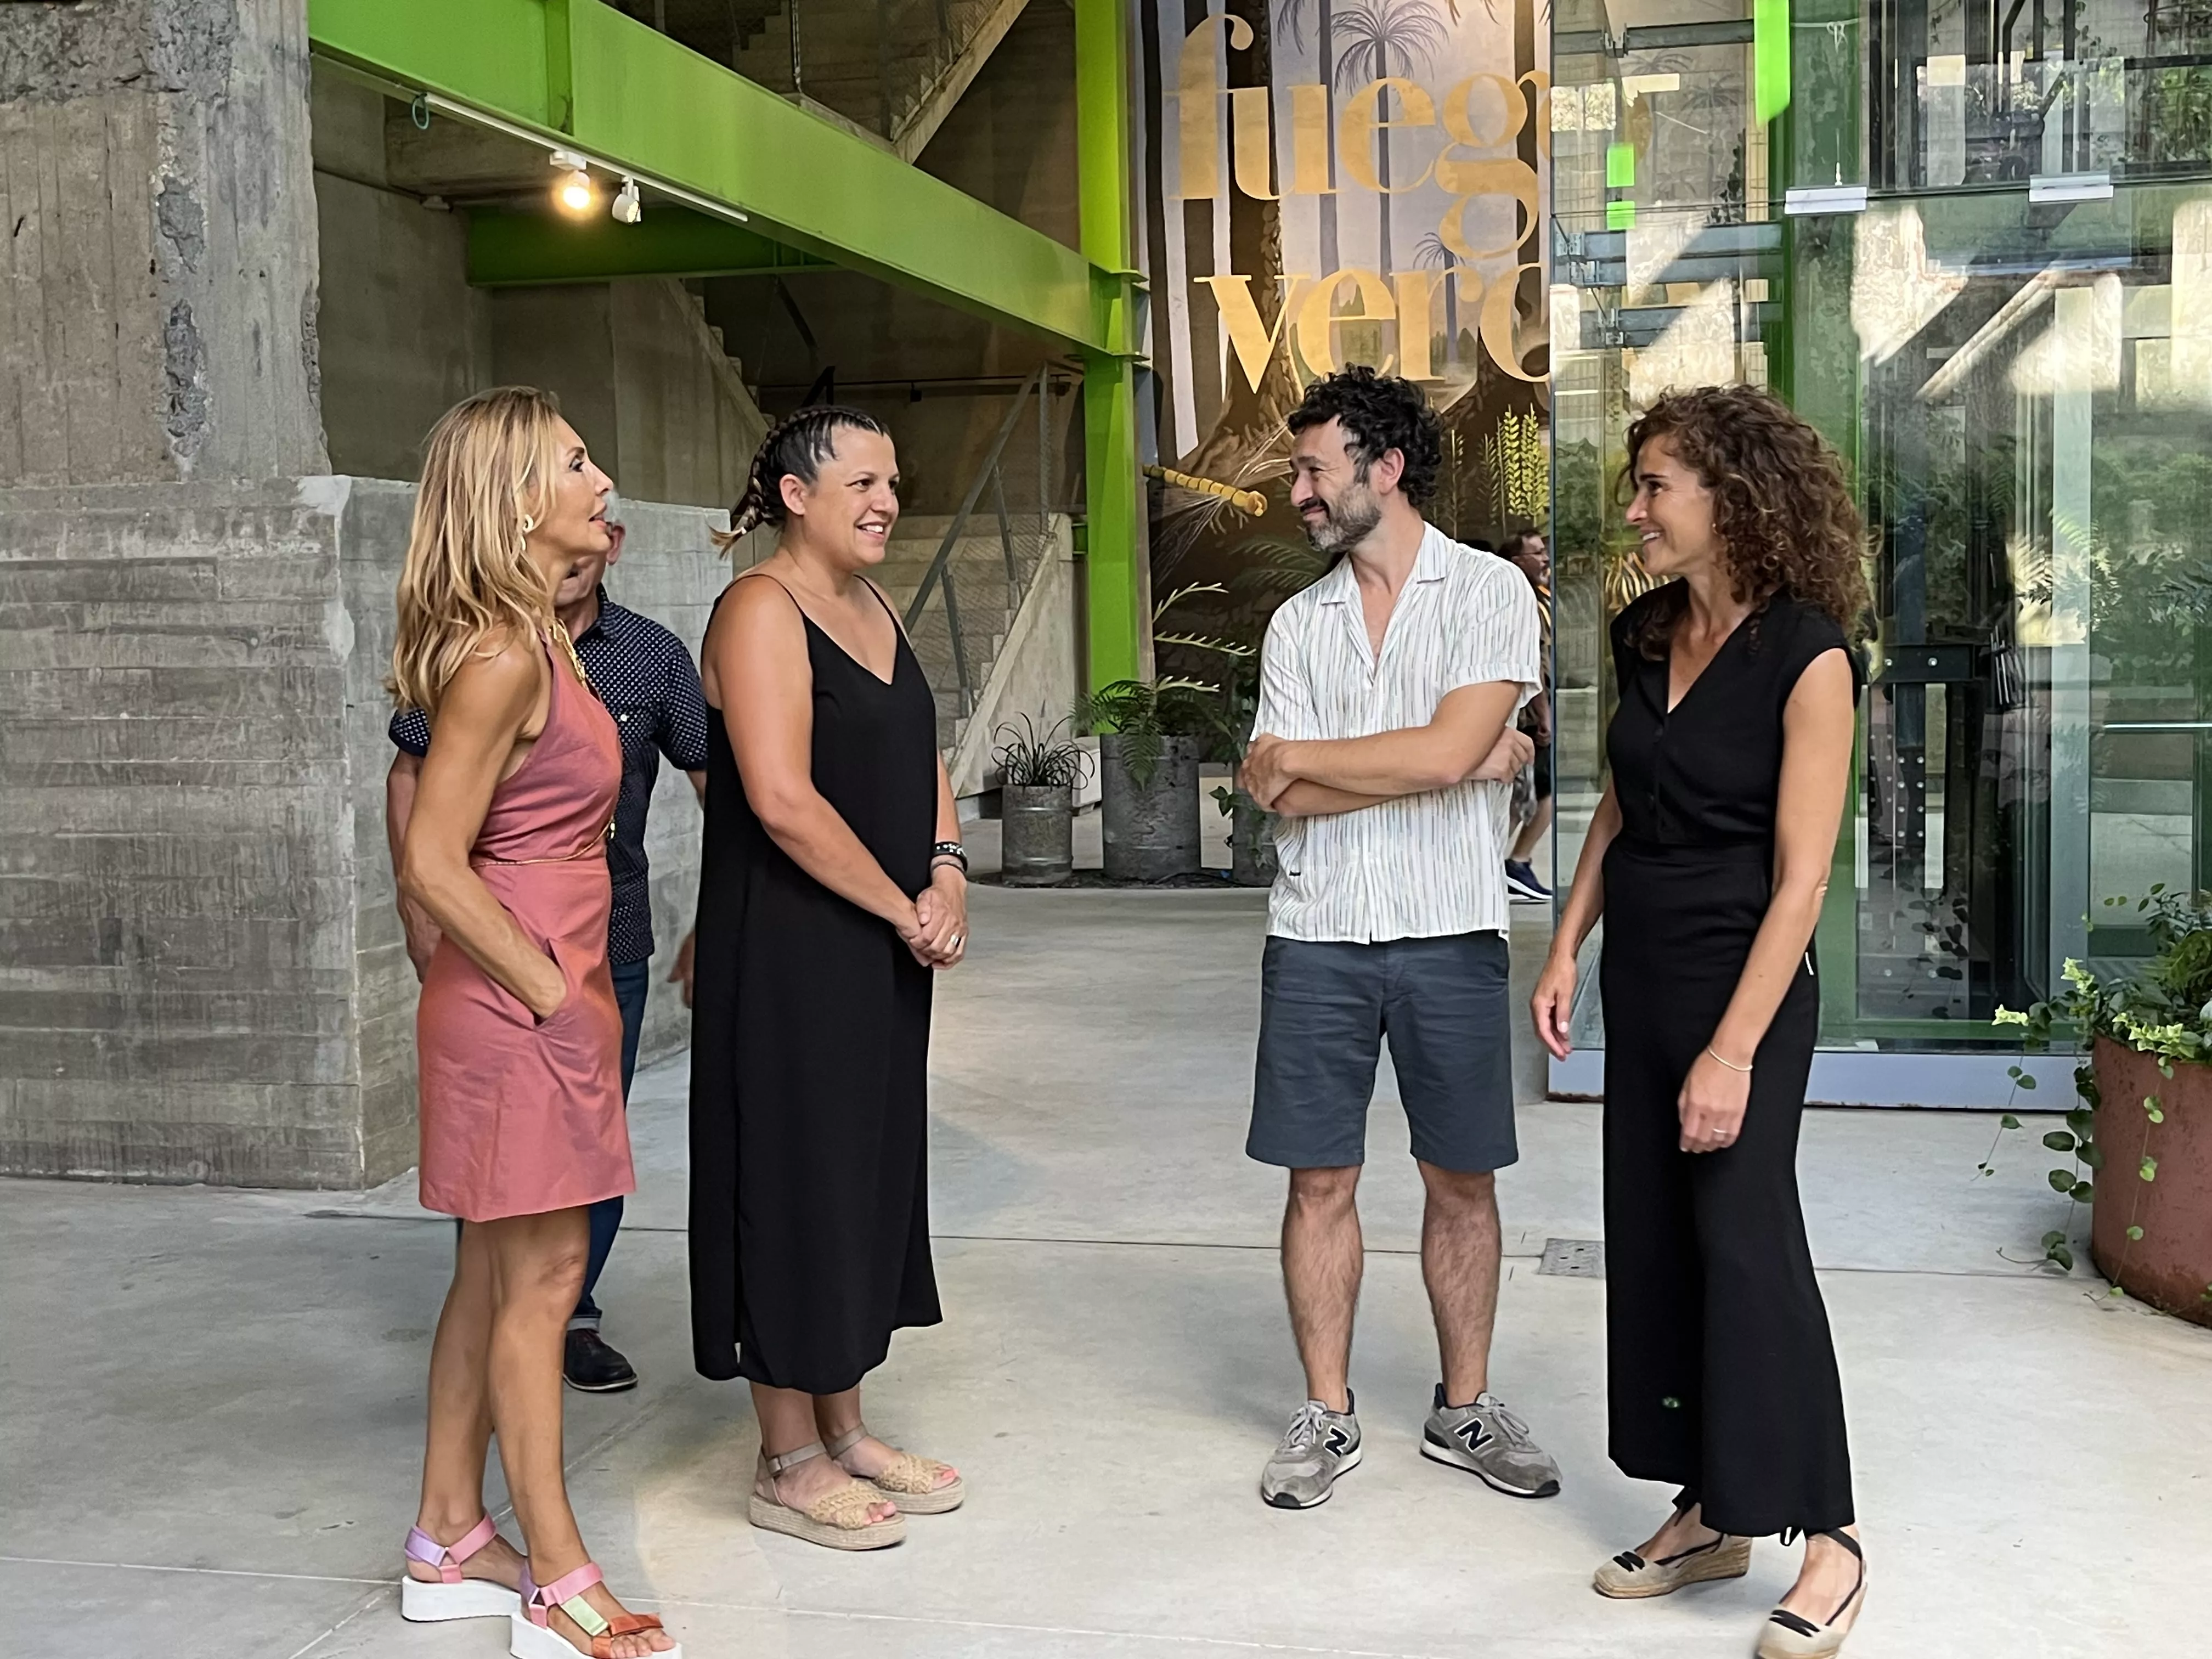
[1329,0,1449,275]
[1273,0,1340,273]
[1413,230,1464,363]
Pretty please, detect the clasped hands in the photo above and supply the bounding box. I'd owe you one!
[1239,725,1534,812]
[897,867,968,970]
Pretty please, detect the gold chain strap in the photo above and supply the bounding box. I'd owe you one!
[548,626,614,843]
[551,622,591,689]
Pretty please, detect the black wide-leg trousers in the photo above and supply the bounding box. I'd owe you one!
[1599,839,1854,1539]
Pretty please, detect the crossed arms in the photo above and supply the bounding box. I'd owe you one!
[1240,680,1531,818]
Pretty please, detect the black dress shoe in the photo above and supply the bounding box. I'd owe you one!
[563,1328,639,1392]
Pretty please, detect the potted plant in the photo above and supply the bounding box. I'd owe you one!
[991,714,1090,887]
[1991,886,2212,1324]
[1073,677,1221,881]
[1204,658,1278,887]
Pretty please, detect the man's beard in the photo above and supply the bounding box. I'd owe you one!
[1302,482,1383,554]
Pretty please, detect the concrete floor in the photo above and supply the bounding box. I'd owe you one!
[7,879,2211,1658]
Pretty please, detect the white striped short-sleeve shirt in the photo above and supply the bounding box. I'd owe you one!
[1255,524,1541,944]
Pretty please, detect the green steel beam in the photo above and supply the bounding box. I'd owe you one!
[307,0,1124,353]
[1074,0,1144,689]
[469,204,831,285]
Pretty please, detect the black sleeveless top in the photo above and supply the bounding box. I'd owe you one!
[1607,588,1863,851]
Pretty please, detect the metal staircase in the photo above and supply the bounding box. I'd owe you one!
[615,0,1032,161]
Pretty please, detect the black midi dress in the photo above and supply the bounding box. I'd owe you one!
[1599,586,1861,1539]
[689,578,943,1394]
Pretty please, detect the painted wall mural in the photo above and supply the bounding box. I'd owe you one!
[1137,0,1552,670]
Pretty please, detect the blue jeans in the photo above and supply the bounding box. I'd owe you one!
[572,957,651,1329]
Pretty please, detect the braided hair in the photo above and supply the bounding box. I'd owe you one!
[710,404,892,557]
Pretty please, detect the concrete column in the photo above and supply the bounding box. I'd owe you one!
[0,0,326,484]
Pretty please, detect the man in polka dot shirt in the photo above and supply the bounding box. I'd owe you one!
[384,517,709,1395]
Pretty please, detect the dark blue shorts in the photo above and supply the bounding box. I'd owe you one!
[1248,932,1517,1174]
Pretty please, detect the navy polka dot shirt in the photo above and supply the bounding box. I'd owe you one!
[391,587,710,965]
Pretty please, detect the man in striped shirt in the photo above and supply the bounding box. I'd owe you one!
[1237,368,1561,1511]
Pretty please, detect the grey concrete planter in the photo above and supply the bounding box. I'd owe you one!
[1224,789,1280,887]
[1099,733,1203,881]
[1001,784,1074,887]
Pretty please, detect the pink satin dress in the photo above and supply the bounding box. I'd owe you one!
[416,636,635,1222]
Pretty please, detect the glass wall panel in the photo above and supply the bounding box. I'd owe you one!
[1802,184,2212,1032]
[1867,0,2212,190]
[1550,0,2211,1070]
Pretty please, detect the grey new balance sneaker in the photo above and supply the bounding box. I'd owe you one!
[1420,1385,1561,1498]
[1259,1396,1362,1509]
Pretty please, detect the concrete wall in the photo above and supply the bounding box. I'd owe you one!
[0,479,363,1185]
[0,0,325,484]
[913,0,1079,251]
[0,475,729,1188]
[945,522,1079,798]
[308,66,763,504]
[310,71,492,483]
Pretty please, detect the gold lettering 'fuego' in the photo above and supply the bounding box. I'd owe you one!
[1170,21,1551,386]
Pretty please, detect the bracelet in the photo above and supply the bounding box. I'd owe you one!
[930,840,968,873]
[1705,1045,1753,1074]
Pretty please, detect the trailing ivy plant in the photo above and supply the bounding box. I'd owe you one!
[1979,886,2212,1301]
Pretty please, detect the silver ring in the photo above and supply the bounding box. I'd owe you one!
[949,934,964,950]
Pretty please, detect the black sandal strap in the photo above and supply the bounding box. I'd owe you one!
[1611,1551,1646,1572]
[1769,1609,1822,1639]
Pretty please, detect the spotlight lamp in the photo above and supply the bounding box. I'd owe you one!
[556,167,595,216]
[612,177,642,224]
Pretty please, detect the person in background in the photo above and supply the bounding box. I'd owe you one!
[392,386,676,1657]
[388,510,708,1395]
[1531,386,1868,1659]
[1500,529,1555,904]
[1237,368,1554,1513]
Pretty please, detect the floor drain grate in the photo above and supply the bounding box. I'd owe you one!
[1539,1238,1606,1279]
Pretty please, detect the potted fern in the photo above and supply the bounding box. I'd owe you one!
[992,715,1089,887]
[1073,677,1223,881]
[1994,886,2212,1324]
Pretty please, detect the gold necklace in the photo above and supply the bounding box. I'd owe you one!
[552,621,591,689]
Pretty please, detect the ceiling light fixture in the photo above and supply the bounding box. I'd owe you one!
[612,177,642,224]
[556,167,595,216]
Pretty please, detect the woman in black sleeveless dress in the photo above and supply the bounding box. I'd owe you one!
[691,408,967,1552]
[1532,388,1872,1659]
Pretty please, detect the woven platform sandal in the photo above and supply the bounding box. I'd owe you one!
[400,1514,521,1622]
[1756,1529,1866,1658]
[827,1421,965,1515]
[511,1560,679,1659]
[748,1441,907,1550]
[1592,1528,1752,1599]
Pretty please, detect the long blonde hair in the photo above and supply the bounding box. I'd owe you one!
[389,387,566,715]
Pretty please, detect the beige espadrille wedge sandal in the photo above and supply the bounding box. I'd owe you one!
[1756,1528,1866,1658]
[1592,1529,1752,1599]
[748,1442,907,1550]
[827,1421,965,1514]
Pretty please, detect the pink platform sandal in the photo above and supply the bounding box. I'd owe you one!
[400,1514,521,1622]
[511,1560,681,1659]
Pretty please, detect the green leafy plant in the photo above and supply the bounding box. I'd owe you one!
[991,714,1092,790]
[1072,677,1232,787]
[1979,886,2212,1290]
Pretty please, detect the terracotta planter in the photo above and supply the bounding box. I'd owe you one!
[2090,1037,2212,1326]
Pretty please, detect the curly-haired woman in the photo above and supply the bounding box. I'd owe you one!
[1530,386,1870,1658]
[689,407,967,1553]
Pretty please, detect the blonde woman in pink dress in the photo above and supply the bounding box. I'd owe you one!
[391,387,679,1659]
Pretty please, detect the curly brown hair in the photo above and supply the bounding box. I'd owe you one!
[1618,386,1872,658]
